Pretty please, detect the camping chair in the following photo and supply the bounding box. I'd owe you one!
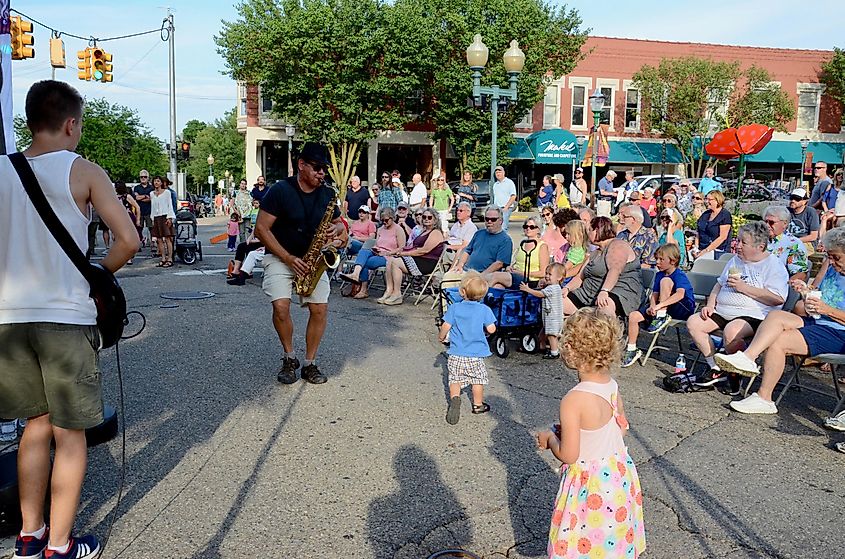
[775,354,845,415]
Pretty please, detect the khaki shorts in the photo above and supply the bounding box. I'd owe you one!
[0,323,103,430]
[262,253,330,304]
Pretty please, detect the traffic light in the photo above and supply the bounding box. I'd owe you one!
[180,141,191,160]
[50,37,66,68]
[10,16,34,60]
[91,48,113,82]
[77,48,91,80]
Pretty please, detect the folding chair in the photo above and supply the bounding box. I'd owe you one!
[691,258,729,275]
[775,354,845,415]
[403,246,448,306]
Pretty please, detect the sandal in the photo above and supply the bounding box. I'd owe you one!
[163,261,173,268]
[471,402,491,414]
[339,273,361,285]
[156,261,165,267]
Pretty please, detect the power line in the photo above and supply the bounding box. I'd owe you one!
[106,81,232,102]
[10,8,166,44]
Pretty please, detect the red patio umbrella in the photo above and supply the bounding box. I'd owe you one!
[705,124,774,203]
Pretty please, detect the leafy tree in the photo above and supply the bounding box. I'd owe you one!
[216,0,429,201]
[634,58,796,177]
[184,109,245,195]
[181,119,207,144]
[14,98,167,181]
[410,0,587,179]
[820,47,845,126]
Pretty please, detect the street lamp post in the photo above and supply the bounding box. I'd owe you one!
[588,89,606,208]
[573,135,586,184]
[466,34,525,194]
[224,170,230,197]
[285,123,296,176]
[799,137,810,188]
[207,154,215,198]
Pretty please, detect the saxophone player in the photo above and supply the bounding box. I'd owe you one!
[255,142,348,384]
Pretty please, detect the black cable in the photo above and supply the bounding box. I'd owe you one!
[10,8,166,44]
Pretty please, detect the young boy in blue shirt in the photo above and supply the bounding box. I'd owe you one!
[622,243,696,367]
[439,272,497,425]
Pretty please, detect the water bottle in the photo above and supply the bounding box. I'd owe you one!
[675,354,687,375]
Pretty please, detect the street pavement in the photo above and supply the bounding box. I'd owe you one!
[2,215,843,559]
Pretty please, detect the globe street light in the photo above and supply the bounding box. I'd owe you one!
[467,34,525,192]
[588,89,606,208]
[573,135,586,184]
[207,154,215,197]
[799,137,810,188]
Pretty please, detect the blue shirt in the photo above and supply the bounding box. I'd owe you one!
[443,300,496,357]
[698,177,721,195]
[816,265,845,331]
[598,177,615,199]
[658,229,687,267]
[464,229,513,272]
[654,268,696,318]
[492,177,517,209]
[537,184,555,206]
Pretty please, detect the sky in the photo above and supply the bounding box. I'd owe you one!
[10,0,841,143]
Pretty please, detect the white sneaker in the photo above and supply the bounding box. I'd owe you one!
[715,351,760,377]
[729,393,778,415]
[824,410,845,432]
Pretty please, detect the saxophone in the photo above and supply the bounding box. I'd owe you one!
[294,181,341,297]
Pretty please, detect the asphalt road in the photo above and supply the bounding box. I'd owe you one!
[2,215,843,558]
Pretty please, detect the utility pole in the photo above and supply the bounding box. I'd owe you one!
[166,10,178,190]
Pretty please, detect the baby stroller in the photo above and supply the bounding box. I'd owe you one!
[174,209,203,265]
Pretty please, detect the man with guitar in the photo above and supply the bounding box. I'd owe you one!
[0,81,138,559]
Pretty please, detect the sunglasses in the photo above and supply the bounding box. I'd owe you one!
[814,166,825,170]
[764,219,780,226]
[692,196,703,200]
[789,195,804,202]
[305,160,328,173]
[437,178,445,182]
[522,224,538,230]
[542,212,553,217]
[485,217,499,222]
[422,215,434,220]
[662,198,674,202]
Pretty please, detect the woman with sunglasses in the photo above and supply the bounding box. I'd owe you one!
[429,176,455,233]
[340,207,406,300]
[487,216,549,289]
[660,193,683,225]
[689,191,707,221]
[693,190,732,260]
[347,205,377,256]
[380,208,446,305]
[658,209,687,267]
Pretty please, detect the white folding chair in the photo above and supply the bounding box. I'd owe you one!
[691,258,729,275]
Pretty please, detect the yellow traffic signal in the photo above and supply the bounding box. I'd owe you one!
[10,16,34,60]
[77,48,91,80]
[91,48,113,83]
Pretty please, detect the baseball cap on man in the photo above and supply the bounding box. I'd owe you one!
[358,205,372,213]
[391,177,402,185]
[397,201,409,209]
[791,188,808,199]
[494,165,505,172]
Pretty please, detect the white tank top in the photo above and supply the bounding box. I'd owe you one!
[0,150,97,325]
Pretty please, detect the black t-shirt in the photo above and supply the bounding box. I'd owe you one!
[344,187,371,216]
[134,184,154,216]
[251,185,268,202]
[260,176,340,258]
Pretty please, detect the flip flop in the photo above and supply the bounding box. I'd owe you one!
[339,273,361,285]
[156,261,165,267]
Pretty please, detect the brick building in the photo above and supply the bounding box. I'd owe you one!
[237,36,843,192]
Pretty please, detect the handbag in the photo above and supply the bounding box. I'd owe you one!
[9,152,127,349]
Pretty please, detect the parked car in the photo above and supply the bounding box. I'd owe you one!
[448,180,491,222]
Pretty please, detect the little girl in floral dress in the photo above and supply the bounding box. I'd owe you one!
[536,307,646,559]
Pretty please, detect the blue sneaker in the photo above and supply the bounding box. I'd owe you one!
[645,315,670,333]
[44,535,101,559]
[13,527,48,559]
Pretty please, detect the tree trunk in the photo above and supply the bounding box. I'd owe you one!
[327,141,361,204]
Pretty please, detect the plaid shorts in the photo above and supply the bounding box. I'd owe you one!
[447,355,488,387]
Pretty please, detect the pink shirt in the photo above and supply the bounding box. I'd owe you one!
[375,224,400,252]
[227,220,239,235]
[639,198,657,217]
[350,219,376,239]
[542,227,566,260]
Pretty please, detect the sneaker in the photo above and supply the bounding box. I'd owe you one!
[729,393,778,415]
[542,352,560,360]
[824,410,845,432]
[13,527,49,559]
[835,441,845,454]
[277,357,300,384]
[446,396,461,425]
[300,363,327,384]
[621,349,642,368]
[715,351,760,377]
[645,315,670,333]
[694,368,727,387]
[44,535,101,559]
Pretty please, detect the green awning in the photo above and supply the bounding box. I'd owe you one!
[526,128,578,164]
[507,137,534,160]
[607,140,684,164]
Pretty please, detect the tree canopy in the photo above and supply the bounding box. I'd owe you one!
[14,98,168,182]
[182,109,245,193]
[634,57,795,177]
[820,47,845,126]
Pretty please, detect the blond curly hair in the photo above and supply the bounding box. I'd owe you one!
[561,307,623,373]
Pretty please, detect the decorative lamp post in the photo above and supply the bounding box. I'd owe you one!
[207,154,215,197]
[588,89,606,207]
[799,137,810,188]
[224,170,230,196]
[285,123,296,176]
[573,135,586,183]
[467,34,524,193]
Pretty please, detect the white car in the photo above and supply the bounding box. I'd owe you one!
[632,174,682,196]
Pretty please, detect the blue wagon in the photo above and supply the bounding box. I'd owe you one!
[438,286,543,358]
